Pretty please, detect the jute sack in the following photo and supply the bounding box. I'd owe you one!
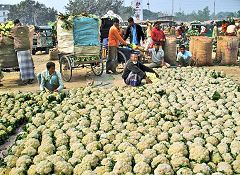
[164,36,177,65]
[11,26,31,51]
[0,36,18,68]
[189,36,197,62]
[194,36,213,66]
[215,36,225,63]
[220,36,239,65]
[57,19,74,54]
[49,48,59,60]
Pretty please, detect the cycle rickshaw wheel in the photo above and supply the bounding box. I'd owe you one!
[91,59,104,76]
[60,55,72,82]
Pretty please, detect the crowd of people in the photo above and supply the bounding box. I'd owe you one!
[106,17,193,86]
[1,16,239,89]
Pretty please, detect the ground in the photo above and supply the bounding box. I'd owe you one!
[0,53,239,93]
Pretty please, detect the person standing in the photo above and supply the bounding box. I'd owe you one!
[151,22,166,49]
[107,18,127,74]
[124,17,145,46]
[11,19,35,85]
[212,23,219,41]
[221,20,228,35]
[145,22,152,50]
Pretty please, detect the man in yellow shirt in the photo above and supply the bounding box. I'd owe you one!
[107,18,127,74]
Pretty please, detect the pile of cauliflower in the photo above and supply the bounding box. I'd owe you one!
[0,91,66,144]
[1,67,240,175]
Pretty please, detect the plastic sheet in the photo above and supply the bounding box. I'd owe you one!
[73,17,100,46]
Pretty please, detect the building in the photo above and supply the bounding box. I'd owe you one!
[0,4,11,23]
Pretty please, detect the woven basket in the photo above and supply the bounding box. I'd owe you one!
[219,36,239,65]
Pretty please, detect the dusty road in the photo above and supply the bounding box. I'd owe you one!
[0,53,239,92]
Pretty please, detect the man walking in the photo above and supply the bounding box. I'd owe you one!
[124,17,145,46]
[11,19,35,85]
[107,18,127,74]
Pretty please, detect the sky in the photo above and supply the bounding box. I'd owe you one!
[1,0,240,14]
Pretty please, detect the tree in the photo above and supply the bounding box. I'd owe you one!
[65,0,123,16]
[8,0,57,25]
[119,6,135,21]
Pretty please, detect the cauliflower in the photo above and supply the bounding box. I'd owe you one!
[15,155,32,168]
[176,167,193,175]
[113,161,132,174]
[193,163,211,175]
[217,162,233,175]
[230,140,240,157]
[27,165,37,175]
[170,154,189,171]
[168,142,188,156]
[9,167,25,175]
[82,154,99,168]
[232,160,240,173]
[54,161,73,175]
[4,155,18,168]
[151,154,169,168]
[133,162,151,175]
[154,163,174,175]
[36,160,53,174]
[74,163,92,175]
[21,146,37,156]
[142,149,157,161]
[153,143,168,154]
[189,144,209,163]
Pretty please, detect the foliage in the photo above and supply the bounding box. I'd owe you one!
[65,0,123,17]
[7,0,57,25]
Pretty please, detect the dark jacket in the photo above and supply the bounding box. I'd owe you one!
[122,60,155,80]
[124,24,145,44]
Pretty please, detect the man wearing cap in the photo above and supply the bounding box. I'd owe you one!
[107,18,127,74]
[151,21,166,49]
[148,42,170,68]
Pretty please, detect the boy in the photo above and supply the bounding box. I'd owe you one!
[177,45,192,67]
[38,62,64,92]
[122,53,159,86]
[148,42,170,68]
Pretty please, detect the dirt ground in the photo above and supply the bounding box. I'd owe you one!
[0,53,239,92]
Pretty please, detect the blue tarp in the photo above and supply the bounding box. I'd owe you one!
[73,17,100,46]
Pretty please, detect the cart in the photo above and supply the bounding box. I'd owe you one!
[57,14,104,82]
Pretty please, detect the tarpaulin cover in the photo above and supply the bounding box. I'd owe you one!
[73,17,100,46]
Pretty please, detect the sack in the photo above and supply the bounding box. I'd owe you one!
[191,36,213,66]
[73,17,100,46]
[194,36,213,66]
[57,19,74,54]
[217,36,239,65]
[12,26,31,51]
[0,37,18,68]
[49,48,59,60]
[164,36,177,65]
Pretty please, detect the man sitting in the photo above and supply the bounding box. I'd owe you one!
[122,53,159,86]
[177,45,192,67]
[148,42,170,68]
[38,62,64,92]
